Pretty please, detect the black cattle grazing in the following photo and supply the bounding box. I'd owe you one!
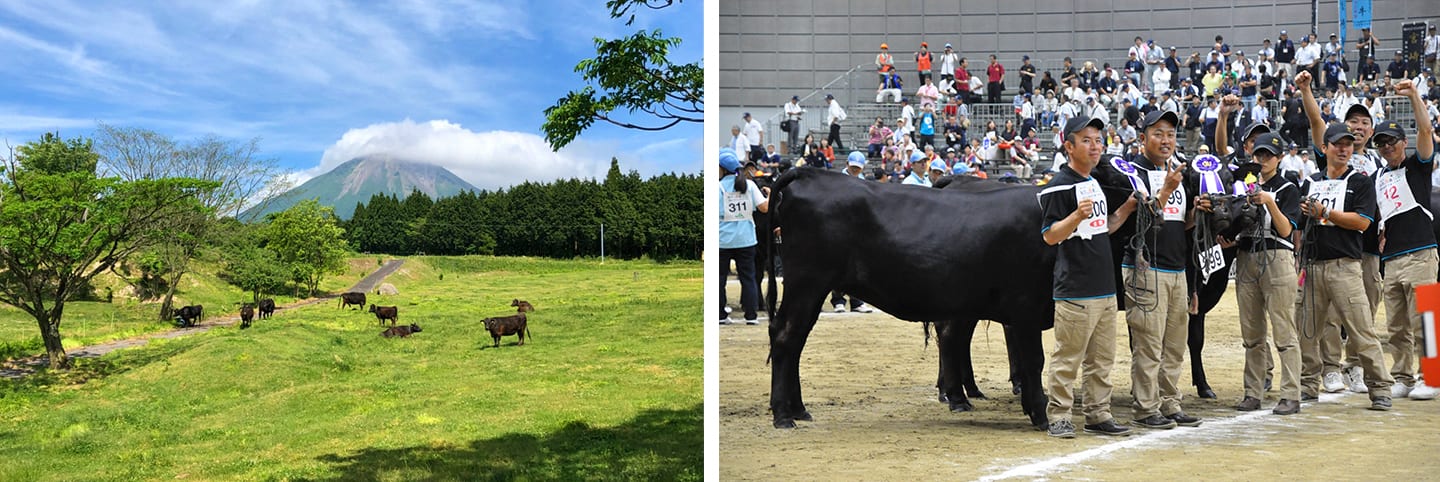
[369,304,399,326]
[764,166,1136,430]
[381,323,422,338]
[239,304,255,329]
[482,313,530,348]
[511,299,535,313]
[175,305,204,327]
[258,298,276,319]
[339,292,367,310]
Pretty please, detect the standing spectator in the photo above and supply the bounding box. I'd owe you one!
[1201,97,1221,152]
[1427,24,1440,74]
[1019,55,1037,94]
[1020,93,1036,127]
[730,125,750,162]
[717,148,768,325]
[917,76,941,109]
[1040,71,1058,96]
[1251,99,1271,127]
[1389,50,1409,90]
[1177,78,1199,104]
[1187,52,1205,86]
[1146,39,1165,91]
[1124,51,1145,88]
[1324,33,1344,68]
[783,95,805,155]
[743,112,765,163]
[955,57,974,104]
[1202,65,1224,97]
[1275,30,1296,80]
[1280,142,1308,178]
[1128,36,1149,83]
[1323,53,1345,93]
[876,69,903,103]
[1039,116,1139,439]
[987,55,1006,104]
[939,43,959,85]
[875,43,894,84]
[1259,38,1276,60]
[1415,67,1432,98]
[1163,46,1181,92]
[867,118,891,159]
[1356,27,1380,67]
[1040,90,1058,127]
[1183,97,1204,154]
[1159,91,1179,115]
[1295,35,1320,81]
[1058,96,1081,127]
[825,94,846,150]
[918,104,938,150]
[1214,34,1232,60]
[915,42,934,85]
[1239,64,1260,111]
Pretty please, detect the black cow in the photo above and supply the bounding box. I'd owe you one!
[369,304,399,326]
[482,313,530,348]
[258,298,276,319]
[764,166,1136,430]
[511,299,535,313]
[175,305,204,327]
[239,304,255,329]
[381,323,422,338]
[339,292,367,310]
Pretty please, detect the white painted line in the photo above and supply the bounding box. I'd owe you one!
[977,391,1352,481]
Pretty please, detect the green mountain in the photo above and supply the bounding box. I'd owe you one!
[242,156,480,220]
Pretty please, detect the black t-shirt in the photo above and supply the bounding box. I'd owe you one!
[1315,148,1384,254]
[1376,152,1438,259]
[1303,168,1378,261]
[1276,39,1295,63]
[1238,173,1302,251]
[1389,61,1407,80]
[1020,64,1036,89]
[1120,154,1191,271]
[1240,74,1258,97]
[1061,66,1077,84]
[1040,165,1116,299]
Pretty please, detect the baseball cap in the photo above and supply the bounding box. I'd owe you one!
[1023,55,1030,61]
[880,43,888,49]
[825,93,834,100]
[1324,122,1358,143]
[945,43,952,48]
[1280,29,1287,35]
[847,151,867,167]
[909,152,925,164]
[921,42,928,47]
[743,112,751,118]
[1373,120,1406,140]
[1330,33,1337,37]
[1139,110,1179,130]
[792,95,799,101]
[952,163,971,175]
[1170,46,1177,50]
[1063,116,1106,137]
[1343,103,1372,122]
[928,159,947,172]
[1240,122,1272,142]
[1251,133,1285,156]
[719,149,740,172]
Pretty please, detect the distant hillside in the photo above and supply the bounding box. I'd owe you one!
[242,156,480,220]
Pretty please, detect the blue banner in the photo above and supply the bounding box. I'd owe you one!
[1353,0,1372,30]
[1339,0,1348,47]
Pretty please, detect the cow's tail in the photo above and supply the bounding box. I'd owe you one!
[763,171,797,368]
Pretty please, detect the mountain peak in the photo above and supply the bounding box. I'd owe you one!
[242,157,479,220]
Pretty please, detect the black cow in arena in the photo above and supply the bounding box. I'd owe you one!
[369,304,399,326]
[764,166,1136,430]
[339,292,367,310]
[482,313,530,348]
[258,298,276,319]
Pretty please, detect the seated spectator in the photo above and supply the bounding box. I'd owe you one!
[916,77,940,108]
[944,115,965,149]
[876,69,903,103]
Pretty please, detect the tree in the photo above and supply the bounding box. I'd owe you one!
[541,0,700,149]
[93,125,291,320]
[261,199,348,297]
[0,134,213,369]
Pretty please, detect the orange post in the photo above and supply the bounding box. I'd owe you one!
[1412,283,1440,388]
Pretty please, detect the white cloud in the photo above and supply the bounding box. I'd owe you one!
[312,119,609,191]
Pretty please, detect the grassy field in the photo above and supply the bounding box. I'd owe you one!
[0,257,367,361]
[0,256,702,481]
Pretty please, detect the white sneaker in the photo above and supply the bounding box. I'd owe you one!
[1323,372,1346,393]
[853,303,874,313]
[745,318,761,325]
[1392,381,1414,398]
[719,317,734,325]
[1408,382,1439,400]
[1346,366,1368,393]
[833,304,847,313]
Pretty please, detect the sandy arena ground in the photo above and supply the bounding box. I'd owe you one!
[721,279,1440,480]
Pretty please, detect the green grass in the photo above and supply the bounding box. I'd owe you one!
[0,256,702,481]
[0,256,380,361]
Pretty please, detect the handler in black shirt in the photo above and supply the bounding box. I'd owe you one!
[1373,80,1440,399]
[1233,133,1304,415]
[1038,116,1138,438]
[1297,122,1396,408]
[1117,110,1203,429]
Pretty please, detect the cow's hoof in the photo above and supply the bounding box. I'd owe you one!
[938,391,949,403]
[1197,387,1217,399]
[967,389,987,400]
[1012,382,1023,396]
[948,400,974,412]
[794,411,813,422]
[774,418,797,429]
[1031,415,1049,429]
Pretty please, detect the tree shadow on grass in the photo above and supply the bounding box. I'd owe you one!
[1,335,204,390]
[305,403,702,482]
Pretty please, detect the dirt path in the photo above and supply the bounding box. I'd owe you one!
[1,260,406,379]
[720,282,1440,480]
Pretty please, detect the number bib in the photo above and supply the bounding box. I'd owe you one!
[1376,168,1422,227]
[1309,179,1347,226]
[722,190,754,223]
[1198,244,1225,282]
[1148,170,1186,221]
[1073,180,1108,239]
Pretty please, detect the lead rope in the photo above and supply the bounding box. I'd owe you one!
[1296,213,1321,340]
[1125,192,1162,313]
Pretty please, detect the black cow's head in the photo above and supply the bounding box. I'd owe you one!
[1206,193,1263,239]
[408,323,422,333]
[368,304,378,313]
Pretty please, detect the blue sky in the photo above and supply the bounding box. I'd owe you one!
[0,0,702,190]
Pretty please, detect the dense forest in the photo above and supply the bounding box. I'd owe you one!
[342,159,703,260]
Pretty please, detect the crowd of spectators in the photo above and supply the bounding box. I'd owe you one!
[762,25,1440,185]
